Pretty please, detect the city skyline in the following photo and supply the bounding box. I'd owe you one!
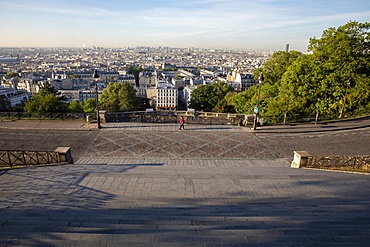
[1,0,369,52]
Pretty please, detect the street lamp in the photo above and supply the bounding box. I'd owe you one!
[252,72,264,130]
[93,69,101,129]
[339,78,352,119]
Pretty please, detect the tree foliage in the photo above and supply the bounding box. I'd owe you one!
[229,21,370,121]
[188,81,234,112]
[81,98,96,113]
[5,72,19,78]
[68,100,84,113]
[25,93,65,113]
[127,66,143,87]
[24,84,68,113]
[0,95,11,111]
[99,82,141,112]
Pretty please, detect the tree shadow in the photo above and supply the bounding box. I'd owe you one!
[1,196,369,246]
[0,163,369,246]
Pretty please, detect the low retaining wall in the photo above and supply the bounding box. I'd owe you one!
[0,147,73,169]
[104,111,248,126]
[291,151,370,172]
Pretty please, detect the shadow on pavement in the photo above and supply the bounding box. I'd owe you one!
[1,194,369,246]
[1,162,369,246]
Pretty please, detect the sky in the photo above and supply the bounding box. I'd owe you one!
[1,0,369,52]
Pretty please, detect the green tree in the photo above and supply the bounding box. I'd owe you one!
[229,87,257,114]
[24,84,67,113]
[277,54,321,120]
[24,93,66,113]
[81,98,96,113]
[274,21,370,121]
[0,95,11,111]
[99,82,141,112]
[38,83,67,101]
[229,51,302,116]
[253,50,302,86]
[253,51,302,117]
[127,66,143,87]
[68,100,84,113]
[189,81,234,112]
[230,21,370,122]
[308,21,370,117]
[5,72,19,78]
[214,91,236,113]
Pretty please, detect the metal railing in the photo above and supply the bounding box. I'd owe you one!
[0,112,87,120]
[2,111,369,125]
[292,151,370,173]
[307,156,370,169]
[307,155,370,171]
[105,111,247,126]
[0,147,73,169]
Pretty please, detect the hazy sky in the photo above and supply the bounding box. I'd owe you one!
[1,0,369,52]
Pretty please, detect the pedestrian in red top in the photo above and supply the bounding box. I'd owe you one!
[179,116,185,130]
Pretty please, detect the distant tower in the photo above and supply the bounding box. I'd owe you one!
[285,44,289,52]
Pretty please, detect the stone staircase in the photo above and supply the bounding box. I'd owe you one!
[1,188,370,246]
[1,156,369,246]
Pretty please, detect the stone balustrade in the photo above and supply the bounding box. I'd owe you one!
[0,147,73,169]
[291,150,369,172]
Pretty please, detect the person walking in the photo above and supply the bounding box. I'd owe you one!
[179,116,185,130]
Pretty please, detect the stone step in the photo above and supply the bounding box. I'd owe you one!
[1,199,369,246]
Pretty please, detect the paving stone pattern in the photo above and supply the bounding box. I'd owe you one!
[0,124,370,246]
[86,126,276,159]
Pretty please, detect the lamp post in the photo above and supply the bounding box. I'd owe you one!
[339,78,352,119]
[252,72,264,130]
[93,69,101,129]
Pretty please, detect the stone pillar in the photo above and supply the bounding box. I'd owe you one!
[291,151,311,168]
[55,147,73,164]
[99,110,107,123]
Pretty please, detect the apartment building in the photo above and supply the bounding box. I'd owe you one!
[227,71,258,91]
[139,70,157,87]
[117,74,135,86]
[0,85,30,107]
[58,90,80,102]
[183,86,197,108]
[241,73,258,91]
[155,82,178,110]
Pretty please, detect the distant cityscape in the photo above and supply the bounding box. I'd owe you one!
[0,46,273,111]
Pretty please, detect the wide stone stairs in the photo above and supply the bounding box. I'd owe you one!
[1,195,370,246]
[1,157,370,246]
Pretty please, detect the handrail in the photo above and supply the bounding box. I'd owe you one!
[0,147,73,169]
[291,151,370,173]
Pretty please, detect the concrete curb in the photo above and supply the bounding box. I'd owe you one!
[0,126,97,131]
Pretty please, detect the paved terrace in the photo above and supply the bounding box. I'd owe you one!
[0,121,370,246]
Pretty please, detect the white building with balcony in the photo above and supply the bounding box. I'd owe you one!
[156,83,178,110]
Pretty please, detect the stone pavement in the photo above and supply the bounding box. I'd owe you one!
[0,120,370,246]
[0,119,87,131]
[254,116,370,133]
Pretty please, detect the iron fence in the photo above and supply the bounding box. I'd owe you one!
[307,155,370,171]
[3,111,365,125]
[105,111,245,125]
[0,150,61,168]
[0,112,87,120]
